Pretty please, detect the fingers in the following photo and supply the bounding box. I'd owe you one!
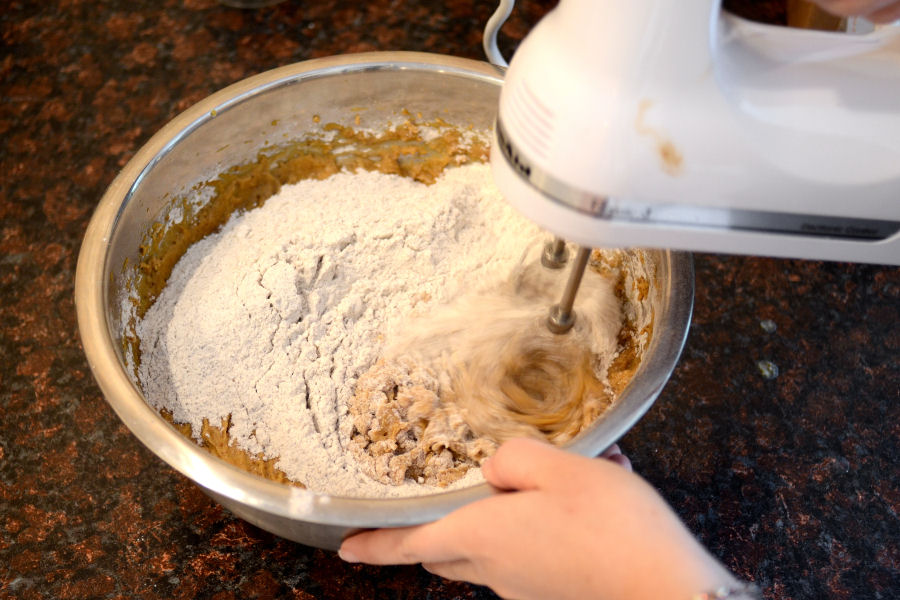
[483,438,629,491]
[599,443,622,459]
[339,518,468,566]
[867,2,900,21]
[481,437,573,492]
[814,0,900,20]
[340,439,633,568]
[600,443,633,472]
[606,452,633,471]
[422,559,486,586]
[812,0,871,16]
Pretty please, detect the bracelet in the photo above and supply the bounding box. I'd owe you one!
[691,582,762,600]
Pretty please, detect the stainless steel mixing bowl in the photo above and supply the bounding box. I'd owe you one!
[75,52,694,550]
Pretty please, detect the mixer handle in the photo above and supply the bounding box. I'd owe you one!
[483,0,515,67]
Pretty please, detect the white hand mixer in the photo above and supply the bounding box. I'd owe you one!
[484,0,900,331]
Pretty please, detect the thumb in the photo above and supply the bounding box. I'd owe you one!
[482,438,573,492]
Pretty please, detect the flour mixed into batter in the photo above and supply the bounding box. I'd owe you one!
[136,163,628,497]
[348,260,622,487]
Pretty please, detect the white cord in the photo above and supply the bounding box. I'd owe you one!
[483,0,515,67]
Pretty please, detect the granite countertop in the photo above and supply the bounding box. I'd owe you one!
[1,1,897,598]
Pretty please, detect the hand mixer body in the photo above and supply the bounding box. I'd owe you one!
[491,0,900,265]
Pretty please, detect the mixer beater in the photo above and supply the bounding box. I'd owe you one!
[545,243,592,335]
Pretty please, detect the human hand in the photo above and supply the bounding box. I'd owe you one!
[812,0,900,22]
[339,439,737,600]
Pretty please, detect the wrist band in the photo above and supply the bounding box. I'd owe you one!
[691,582,762,600]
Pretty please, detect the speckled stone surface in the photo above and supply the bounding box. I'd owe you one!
[1,1,897,598]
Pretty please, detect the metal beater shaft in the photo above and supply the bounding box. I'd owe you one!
[547,246,592,334]
[541,236,569,269]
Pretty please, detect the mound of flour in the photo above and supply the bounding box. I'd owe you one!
[136,163,543,497]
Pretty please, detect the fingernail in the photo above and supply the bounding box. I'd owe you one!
[338,548,359,563]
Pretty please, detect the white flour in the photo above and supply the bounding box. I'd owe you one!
[136,163,544,497]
